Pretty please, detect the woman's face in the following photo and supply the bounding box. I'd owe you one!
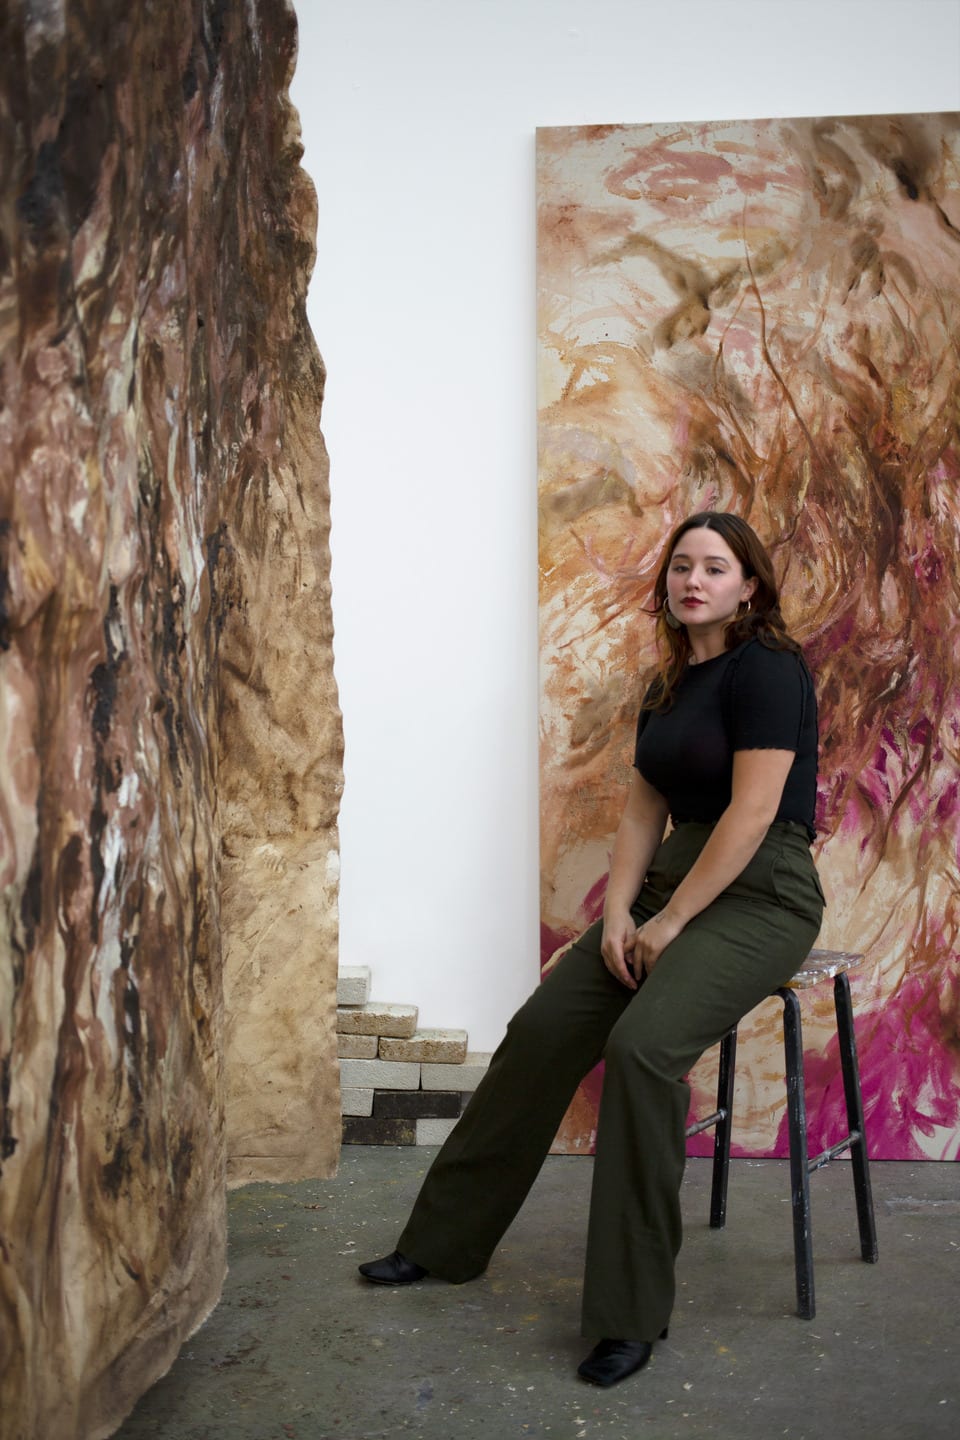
[665,526,757,632]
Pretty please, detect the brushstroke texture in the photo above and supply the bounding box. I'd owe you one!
[0,2,341,1434]
[537,114,960,1161]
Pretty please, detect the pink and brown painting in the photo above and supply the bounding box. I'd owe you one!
[537,113,960,1161]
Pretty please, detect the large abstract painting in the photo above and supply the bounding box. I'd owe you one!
[537,114,960,1161]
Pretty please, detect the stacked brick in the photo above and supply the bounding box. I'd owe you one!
[337,967,490,1145]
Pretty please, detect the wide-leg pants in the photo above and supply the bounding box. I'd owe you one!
[397,820,825,1340]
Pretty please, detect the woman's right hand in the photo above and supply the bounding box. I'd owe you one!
[598,770,668,992]
[600,907,639,990]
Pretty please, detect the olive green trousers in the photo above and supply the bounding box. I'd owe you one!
[398,821,824,1340]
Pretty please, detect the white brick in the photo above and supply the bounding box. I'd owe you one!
[336,1002,418,1038]
[379,1029,468,1063]
[341,1088,374,1117]
[337,1033,378,1059]
[339,1057,421,1091]
[421,1052,492,1092]
[416,1117,459,1146]
[337,966,372,1005]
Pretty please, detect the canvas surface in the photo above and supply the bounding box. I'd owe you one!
[537,114,960,1160]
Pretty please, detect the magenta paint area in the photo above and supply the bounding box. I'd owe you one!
[787,970,960,1163]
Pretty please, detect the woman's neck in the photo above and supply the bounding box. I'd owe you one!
[687,624,729,665]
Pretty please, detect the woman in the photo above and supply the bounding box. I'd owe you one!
[358,512,824,1388]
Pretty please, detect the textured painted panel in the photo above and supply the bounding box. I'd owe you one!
[0,1,339,1435]
[537,114,960,1161]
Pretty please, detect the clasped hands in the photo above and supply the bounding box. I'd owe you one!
[600,906,685,990]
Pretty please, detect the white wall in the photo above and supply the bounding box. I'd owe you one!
[290,0,960,1049]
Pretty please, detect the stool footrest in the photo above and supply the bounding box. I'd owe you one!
[686,1108,728,1139]
[807,1131,861,1174]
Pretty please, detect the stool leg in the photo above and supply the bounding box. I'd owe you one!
[779,987,815,1319]
[834,972,879,1263]
[709,1026,737,1229]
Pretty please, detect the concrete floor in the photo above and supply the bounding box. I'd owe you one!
[114,1148,958,1440]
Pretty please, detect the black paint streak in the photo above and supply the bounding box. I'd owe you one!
[88,789,107,943]
[156,568,187,779]
[89,586,126,939]
[893,161,920,201]
[101,1135,130,1199]
[57,74,113,234]
[172,1130,194,1191]
[0,518,12,651]
[90,660,118,741]
[119,934,145,1117]
[18,842,42,962]
[936,200,960,241]
[205,521,231,639]
[181,52,199,103]
[0,835,42,1173]
[15,140,65,242]
[0,1056,17,1164]
[203,0,230,68]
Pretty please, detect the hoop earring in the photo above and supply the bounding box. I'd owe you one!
[663,600,682,631]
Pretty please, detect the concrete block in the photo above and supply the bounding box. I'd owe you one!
[339,1057,420,1091]
[373,1090,462,1120]
[342,1116,415,1145]
[421,1052,492,1092]
[416,1117,460,1145]
[337,1033,378,1059]
[337,966,372,1005]
[336,1002,418,1038]
[341,1088,374,1117]
[379,1029,468,1063]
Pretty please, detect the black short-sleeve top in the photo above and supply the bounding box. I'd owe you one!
[633,638,819,839]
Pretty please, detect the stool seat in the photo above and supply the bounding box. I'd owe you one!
[685,946,878,1320]
[785,947,863,987]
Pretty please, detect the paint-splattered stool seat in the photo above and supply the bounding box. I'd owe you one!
[685,948,879,1319]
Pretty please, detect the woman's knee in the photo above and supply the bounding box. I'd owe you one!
[504,959,589,1047]
[506,935,625,1051]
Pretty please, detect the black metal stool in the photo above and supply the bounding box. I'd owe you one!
[685,947,879,1319]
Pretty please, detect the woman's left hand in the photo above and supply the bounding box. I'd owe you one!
[632,908,685,975]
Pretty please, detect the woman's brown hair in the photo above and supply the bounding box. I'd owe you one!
[645,512,799,711]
